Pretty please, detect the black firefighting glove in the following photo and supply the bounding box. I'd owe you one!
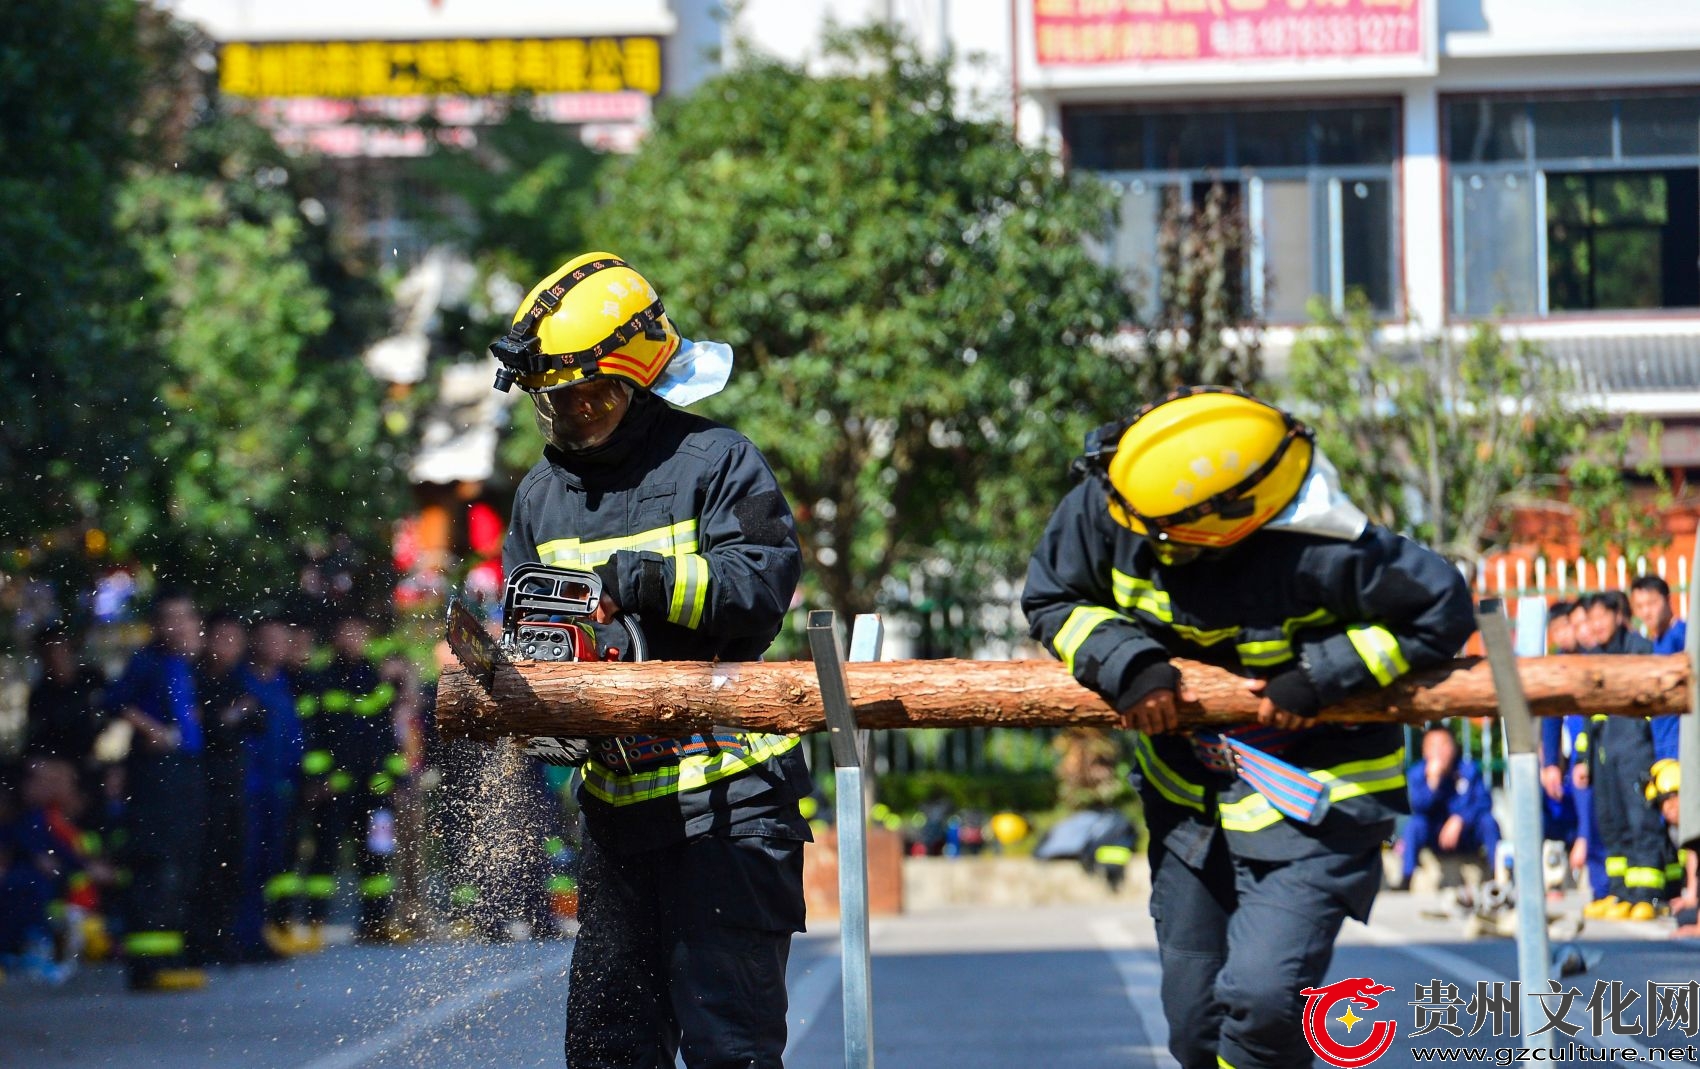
[1262,667,1323,719]
[1114,657,1182,713]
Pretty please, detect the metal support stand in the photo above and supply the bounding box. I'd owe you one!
[808,610,883,1069]
[1477,609,1553,1055]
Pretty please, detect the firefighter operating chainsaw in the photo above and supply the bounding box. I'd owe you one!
[447,250,809,1068]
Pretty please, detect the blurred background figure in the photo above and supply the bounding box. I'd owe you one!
[1629,575,1687,654]
[188,612,260,967]
[106,591,208,991]
[1401,725,1501,889]
[243,617,303,962]
[294,613,407,946]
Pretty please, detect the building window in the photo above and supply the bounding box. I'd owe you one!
[1447,92,1700,317]
[1064,102,1400,323]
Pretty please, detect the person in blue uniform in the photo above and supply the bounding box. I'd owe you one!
[1402,725,1501,883]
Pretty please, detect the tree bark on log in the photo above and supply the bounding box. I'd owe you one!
[434,654,1690,742]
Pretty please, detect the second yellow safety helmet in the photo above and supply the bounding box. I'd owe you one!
[1085,387,1314,548]
[1646,758,1681,804]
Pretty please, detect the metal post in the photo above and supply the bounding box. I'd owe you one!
[1477,609,1553,1055]
[808,610,883,1069]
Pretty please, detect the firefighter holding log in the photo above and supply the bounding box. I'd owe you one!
[489,252,810,1068]
[1022,387,1477,1069]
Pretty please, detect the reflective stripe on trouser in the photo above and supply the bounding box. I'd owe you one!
[1150,829,1382,1069]
[1593,722,1674,905]
[125,930,185,958]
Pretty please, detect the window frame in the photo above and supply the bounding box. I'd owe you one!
[1441,87,1700,322]
[1061,98,1405,325]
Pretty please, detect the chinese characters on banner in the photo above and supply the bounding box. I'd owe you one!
[1033,0,1423,65]
[219,37,664,98]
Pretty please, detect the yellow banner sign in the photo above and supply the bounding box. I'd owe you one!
[219,37,663,99]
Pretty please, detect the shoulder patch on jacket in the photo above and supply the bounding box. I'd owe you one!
[733,491,793,547]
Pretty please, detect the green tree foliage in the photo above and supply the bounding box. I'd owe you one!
[2,3,407,611]
[1286,295,1666,563]
[595,26,1142,616]
[1142,183,1263,390]
[0,0,142,548]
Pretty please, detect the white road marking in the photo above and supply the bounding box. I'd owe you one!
[292,947,571,1069]
[1090,916,1179,1068]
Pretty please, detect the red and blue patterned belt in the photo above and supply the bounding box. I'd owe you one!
[592,731,752,775]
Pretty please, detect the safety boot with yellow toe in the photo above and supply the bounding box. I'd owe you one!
[293,922,326,954]
[262,922,300,956]
[131,967,208,992]
[1582,895,1622,919]
[1625,901,1662,922]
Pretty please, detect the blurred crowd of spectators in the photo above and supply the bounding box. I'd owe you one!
[0,558,577,992]
[1397,578,1696,936]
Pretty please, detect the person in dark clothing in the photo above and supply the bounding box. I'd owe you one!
[491,252,807,1068]
[188,613,261,965]
[107,591,209,991]
[1402,725,1501,884]
[295,613,406,945]
[24,627,108,776]
[1023,387,1476,1069]
[243,617,303,960]
[1577,591,1674,919]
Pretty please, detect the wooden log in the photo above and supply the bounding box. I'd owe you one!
[434,654,1690,741]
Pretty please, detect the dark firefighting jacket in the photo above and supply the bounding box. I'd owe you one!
[503,392,810,853]
[298,658,406,798]
[1023,480,1476,863]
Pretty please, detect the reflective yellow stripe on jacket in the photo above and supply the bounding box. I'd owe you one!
[1052,606,1124,674]
[1235,607,1336,668]
[1133,734,1207,813]
[537,519,699,568]
[669,552,710,630]
[1218,747,1406,832]
[580,733,802,806]
[537,519,710,629]
[1346,625,1410,686]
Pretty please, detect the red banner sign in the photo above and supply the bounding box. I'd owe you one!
[1034,0,1424,66]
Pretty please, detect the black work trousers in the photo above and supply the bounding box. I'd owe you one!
[301,782,391,935]
[121,752,208,983]
[1593,719,1673,904]
[188,753,249,963]
[565,829,805,1069]
[1149,825,1382,1069]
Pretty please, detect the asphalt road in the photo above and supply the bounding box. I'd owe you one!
[3,887,1696,1068]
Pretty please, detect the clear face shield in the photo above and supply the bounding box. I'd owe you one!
[530,379,631,451]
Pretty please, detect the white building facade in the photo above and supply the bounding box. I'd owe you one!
[172,0,1700,460]
[721,0,1700,461]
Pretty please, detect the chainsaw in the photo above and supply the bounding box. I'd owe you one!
[445,563,646,766]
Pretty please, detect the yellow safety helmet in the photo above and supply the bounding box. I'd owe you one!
[1083,386,1314,548]
[1646,758,1681,804]
[489,252,681,394]
[988,812,1030,846]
